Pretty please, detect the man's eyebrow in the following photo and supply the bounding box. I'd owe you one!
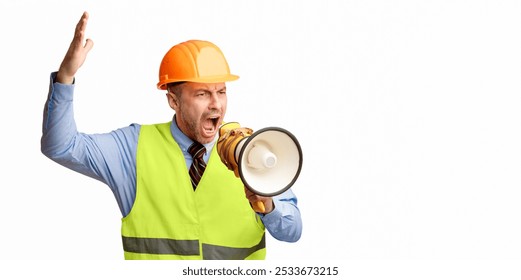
[193,86,226,92]
[193,88,211,93]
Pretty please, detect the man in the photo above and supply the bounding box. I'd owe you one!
[41,12,302,260]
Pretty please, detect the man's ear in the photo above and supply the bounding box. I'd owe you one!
[167,92,179,110]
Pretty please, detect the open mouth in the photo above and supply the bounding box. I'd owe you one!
[210,116,219,127]
[202,116,220,136]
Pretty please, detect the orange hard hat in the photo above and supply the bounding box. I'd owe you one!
[157,40,239,90]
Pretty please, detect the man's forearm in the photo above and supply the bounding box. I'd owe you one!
[261,191,302,242]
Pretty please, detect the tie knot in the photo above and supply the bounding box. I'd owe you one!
[188,142,206,159]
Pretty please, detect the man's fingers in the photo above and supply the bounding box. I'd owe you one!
[70,12,93,52]
[72,12,89,43]
[79,12,92,51]
[77,11,89,31]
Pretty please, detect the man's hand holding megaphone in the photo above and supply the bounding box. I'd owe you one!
[217,122,303,214]
[244,186,274,213]
[217,122,270,213]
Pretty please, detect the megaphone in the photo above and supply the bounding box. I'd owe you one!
[217,122,303,212]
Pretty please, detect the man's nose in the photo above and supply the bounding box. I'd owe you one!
[208,93,222,109]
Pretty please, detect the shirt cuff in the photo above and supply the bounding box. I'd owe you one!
[50,72,75,102]
[51,71,76,85]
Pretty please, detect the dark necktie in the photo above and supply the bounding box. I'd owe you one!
[188,142,207,190]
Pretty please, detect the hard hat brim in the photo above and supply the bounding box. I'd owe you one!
[157,74,239,90]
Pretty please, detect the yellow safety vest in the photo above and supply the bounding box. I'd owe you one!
[121,122,266,260]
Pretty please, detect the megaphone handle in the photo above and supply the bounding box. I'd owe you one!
[253,200,266,213]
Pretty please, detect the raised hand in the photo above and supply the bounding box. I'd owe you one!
[56,12,94,84]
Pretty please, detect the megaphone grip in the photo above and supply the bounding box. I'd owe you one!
[217,124,253,175]
[254,201,266,213]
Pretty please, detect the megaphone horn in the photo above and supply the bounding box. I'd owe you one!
[217,122,303,199]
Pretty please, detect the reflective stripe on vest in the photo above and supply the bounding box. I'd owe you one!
[202,233,266,260]
[121,233,265,260]
[122,236,200,256]
[122,122,266,260]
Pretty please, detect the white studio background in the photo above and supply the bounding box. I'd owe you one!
[1,0,521,268]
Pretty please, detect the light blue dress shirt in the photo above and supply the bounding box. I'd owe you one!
[41,72,302,242]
